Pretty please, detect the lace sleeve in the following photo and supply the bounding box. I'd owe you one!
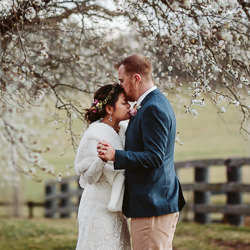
[83,157,105,184]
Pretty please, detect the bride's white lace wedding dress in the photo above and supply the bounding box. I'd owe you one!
[74,121,131,250]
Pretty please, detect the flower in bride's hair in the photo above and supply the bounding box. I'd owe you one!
[91,99,103,112]
[93,99,98,105]
[96,102,103,109]
[91,99,98,106]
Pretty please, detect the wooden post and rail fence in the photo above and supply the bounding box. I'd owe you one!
[1,157,249,226]
[44,157,250,226]
[174,157,250,225]
[44,175,82,218]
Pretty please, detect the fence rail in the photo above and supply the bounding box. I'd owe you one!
[0,201,44,218]
[193,204,250,215]
[182,183,250,192]
[2,157,248,223]
[175,157,250,225]
[41,157,250,226]
[174,157,250,169]
[45,175,82,218]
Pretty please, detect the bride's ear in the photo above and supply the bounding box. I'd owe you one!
[105,104,114,115]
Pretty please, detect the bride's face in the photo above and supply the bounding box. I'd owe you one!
[113,93,131,121]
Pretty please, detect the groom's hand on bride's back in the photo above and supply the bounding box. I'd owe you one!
[97,140,115,162]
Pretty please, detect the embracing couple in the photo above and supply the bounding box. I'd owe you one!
[74,54,186,250]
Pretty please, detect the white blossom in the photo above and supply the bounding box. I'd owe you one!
[233,100,240,107]
[205,85,211,92]
[175,136,184,145]
[33,0,42,6]
[220,31,233,42]
[171,2,179,10]
[29,167,36,175]
[25,7,36,21]
[183,0,191,9]
[220,107,226,113]
[184,53,193,63]
[168,66,173,72]
[218,40,225,48]
[226,0,238,9]
[67,14,82,27]
[72,113,77,120]
[218,95,226,102]
[191,109,198,117]
[191,99,205,107]
[40,50,49,59]
[240,76,247,82]
[1,0,249,182]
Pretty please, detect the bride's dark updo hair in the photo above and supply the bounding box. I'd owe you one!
[85,83,125,124]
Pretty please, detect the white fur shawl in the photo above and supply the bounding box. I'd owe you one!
[74,120,128,212]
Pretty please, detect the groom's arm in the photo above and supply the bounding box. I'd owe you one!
[114,105,172,170]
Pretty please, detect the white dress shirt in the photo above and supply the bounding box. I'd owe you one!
[137,86,157,107]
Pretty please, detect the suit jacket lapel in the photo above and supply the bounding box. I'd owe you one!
[140,88,160,107]
[126,89,159,135]
[126,115,135,134]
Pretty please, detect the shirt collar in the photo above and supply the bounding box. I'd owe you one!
[137,86,157,107]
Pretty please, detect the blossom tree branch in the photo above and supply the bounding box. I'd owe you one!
[0,0,249,183]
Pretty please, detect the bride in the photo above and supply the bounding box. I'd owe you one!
[74,83,131,250]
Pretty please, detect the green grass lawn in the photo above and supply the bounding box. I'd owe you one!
[0,218,249,250]
[0,218,77,250]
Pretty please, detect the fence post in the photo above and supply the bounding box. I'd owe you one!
[59,181,70,218]
[27,201,34,219]
[194,166,210,224]
[226,162,243,226]
[45,182,57,218]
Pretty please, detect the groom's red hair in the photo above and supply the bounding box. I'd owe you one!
[114,54,153,81]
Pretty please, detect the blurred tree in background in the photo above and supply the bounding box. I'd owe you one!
[0,0,249,182]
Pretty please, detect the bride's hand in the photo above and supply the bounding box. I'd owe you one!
[97,140,115,162]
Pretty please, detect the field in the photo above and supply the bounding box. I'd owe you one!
[13,94,249,204]
[0,218,250,250]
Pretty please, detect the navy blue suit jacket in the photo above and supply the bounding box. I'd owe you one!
[115,89,186,218]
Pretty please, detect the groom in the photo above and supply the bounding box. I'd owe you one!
[98,54,185,250]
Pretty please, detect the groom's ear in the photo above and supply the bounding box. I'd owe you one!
[105,104,114,115]
[134,74,141,84]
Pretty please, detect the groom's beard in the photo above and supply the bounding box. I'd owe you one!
[126,91,137,102]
